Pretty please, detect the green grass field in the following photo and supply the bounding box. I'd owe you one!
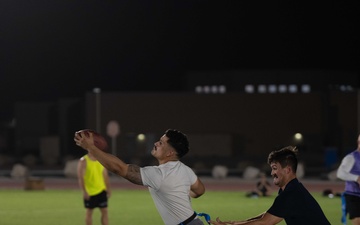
[0,189,342,225]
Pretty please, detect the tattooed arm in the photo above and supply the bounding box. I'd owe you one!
[74,131,143,185]
[125,164,143,185]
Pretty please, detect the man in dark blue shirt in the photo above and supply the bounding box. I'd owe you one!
[267,178,329,224]
[210,146,330,225]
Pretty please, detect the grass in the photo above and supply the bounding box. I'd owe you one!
[0,189,342,225]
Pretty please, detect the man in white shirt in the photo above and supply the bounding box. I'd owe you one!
[337,134,360,225]
[75,129,206,225]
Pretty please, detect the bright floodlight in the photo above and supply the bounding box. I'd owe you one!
[294,133,303,140]
[137,134,145,142]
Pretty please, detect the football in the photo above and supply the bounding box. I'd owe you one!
[76,129,109,152]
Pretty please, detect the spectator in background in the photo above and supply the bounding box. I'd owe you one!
[77,152,111,225]
[337,134,360,225]
[246,172,272,198]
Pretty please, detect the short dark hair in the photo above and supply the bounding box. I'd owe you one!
[165,129,189,158]
[267,146,298,172]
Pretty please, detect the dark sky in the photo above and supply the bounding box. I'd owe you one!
[0,1,359,119]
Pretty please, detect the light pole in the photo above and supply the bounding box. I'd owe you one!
[93,87,101,132]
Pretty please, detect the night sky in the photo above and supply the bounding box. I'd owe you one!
[1,1,359,120]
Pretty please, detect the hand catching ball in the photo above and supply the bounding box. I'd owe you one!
[76,129,109,152]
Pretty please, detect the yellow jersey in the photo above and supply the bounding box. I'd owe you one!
[83,155,106,196]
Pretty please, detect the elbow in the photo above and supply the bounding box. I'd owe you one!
[336,170,344,180]
[192,194,201,198]
[106,163,127,177]
[200,187,206,196]
[192,188,206,198]
[193,193,203,198]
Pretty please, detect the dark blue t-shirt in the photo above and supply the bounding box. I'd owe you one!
[267,178,330,225]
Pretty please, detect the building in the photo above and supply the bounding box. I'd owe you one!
[2,70,358,177]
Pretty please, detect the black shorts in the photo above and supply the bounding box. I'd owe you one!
[84,190,108,209]
[345,194,360,219]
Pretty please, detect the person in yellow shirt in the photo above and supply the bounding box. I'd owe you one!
[78,152,111,225]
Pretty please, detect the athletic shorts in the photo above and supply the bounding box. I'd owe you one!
[84,190,108,209]
[345,194,360,219]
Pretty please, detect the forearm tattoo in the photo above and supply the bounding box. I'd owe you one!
[125,164,143,185]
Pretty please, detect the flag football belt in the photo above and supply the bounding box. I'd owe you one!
[178,212,211,225]
[178,212,197,225]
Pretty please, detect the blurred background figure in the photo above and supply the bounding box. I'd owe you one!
[77,152,111,225]
[246,172,272,198]
[336,134,360,225]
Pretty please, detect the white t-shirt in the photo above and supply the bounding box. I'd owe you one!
[140,161,197,225]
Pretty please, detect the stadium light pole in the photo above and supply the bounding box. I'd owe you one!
[93,87,101,132]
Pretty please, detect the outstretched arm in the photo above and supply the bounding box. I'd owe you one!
[210,212,282,225]
[74,131,143,185]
